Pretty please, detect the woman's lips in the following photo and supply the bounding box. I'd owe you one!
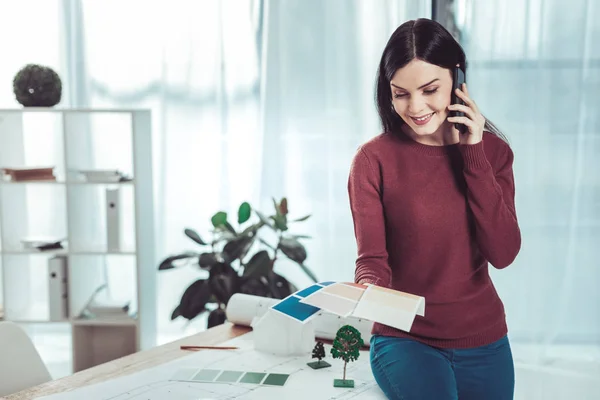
[410,112,434,126]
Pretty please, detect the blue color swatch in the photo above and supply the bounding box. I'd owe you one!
[295,284,324,298]
[272,295,320,322]
[318,281,335,286]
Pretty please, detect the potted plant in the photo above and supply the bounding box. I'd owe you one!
[158,197,318,328]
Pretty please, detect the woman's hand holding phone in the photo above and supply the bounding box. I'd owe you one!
[447,83,486,145]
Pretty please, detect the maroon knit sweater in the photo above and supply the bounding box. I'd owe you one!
[348,130,521,349]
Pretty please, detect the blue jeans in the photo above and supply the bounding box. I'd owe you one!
[370,334,514,399]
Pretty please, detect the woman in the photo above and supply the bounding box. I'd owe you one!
[348,18,521,400]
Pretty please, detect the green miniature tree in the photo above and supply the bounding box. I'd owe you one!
[331,325,364,388]
[307,341,330,369]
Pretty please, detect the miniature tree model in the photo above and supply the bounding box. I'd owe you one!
[331,325,364,388]
[307,341,331,369]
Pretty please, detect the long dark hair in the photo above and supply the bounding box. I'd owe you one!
[375,18,509,144]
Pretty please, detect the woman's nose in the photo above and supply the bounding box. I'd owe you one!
[408,97,425,115]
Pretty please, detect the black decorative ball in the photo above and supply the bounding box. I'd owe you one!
[13,64,62,107]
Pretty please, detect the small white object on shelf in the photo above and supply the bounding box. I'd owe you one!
[105,188,121,251]
[20,236,66,250]
[76,169,132,183]
[47,255,69,321]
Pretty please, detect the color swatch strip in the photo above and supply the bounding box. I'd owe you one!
[321,282,366,301]
[270,281,338,323]
[271,294,321,322]
[298,282,367,317]
[299,290,356,317]
[358,285,419,313]
[170,368,290,387]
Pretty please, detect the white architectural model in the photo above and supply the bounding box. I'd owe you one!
[251,310,315,356]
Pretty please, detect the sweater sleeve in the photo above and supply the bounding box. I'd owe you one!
[459,140,522,269]
[347,148,392,287]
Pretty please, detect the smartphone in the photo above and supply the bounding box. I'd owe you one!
[451,66,467,134]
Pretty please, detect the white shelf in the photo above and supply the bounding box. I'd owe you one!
[0,108,156,374]
[0,250,69,255]
[71,317,137,327]
[0,181,135,185]
[0,108,149,113]
[0,250,136,256]
[0,319,71,325]
[0,181,65,185]
[67,181,135,185]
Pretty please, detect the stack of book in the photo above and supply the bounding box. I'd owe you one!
[1,166,56,182]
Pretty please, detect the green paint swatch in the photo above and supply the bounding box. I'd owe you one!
[262,373,290,386]
[240,372,266,384]
[216,370,244,383]
[192,369,221,382]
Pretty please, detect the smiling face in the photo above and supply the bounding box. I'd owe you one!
[390,59,454,143]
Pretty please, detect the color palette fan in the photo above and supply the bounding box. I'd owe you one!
[269,281,335,323]
[270,281,425,333]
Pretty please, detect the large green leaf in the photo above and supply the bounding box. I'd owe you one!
[211,211,228,228]
[279,197,288,215]
[293,215,311,222]
[207,308,227,328]
[208,263,239,304]
[278,237,307,263]
[240,222,263,236]
[170,305,181,320]
[291,234,312,239]
[238,202,252,224]
[198,252,218,269]
[267,272,294,299]
[209,262,238,280]
[243,250,272,278]
[239,276,271,297]
[272,197,281,216]
[222,235,255,263]
[223,221,237,235]
[271,214,288,231]
[158,252,198,270]
[174,279,212,320]
[184,228,207,245]
[278,238,318,282]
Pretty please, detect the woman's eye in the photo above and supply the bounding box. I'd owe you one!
[394,93,407,98]
[423,88,438,95]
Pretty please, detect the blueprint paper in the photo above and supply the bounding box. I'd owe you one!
[37,332,386,400]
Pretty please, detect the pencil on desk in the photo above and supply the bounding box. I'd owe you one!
[180,345,239,351]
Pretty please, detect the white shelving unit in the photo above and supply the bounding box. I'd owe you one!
[0,108,157,373]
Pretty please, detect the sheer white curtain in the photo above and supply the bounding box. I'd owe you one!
[74,0,264,340]
[452,0,600,371]
[67,0,429,341]
[256,0,431,297]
